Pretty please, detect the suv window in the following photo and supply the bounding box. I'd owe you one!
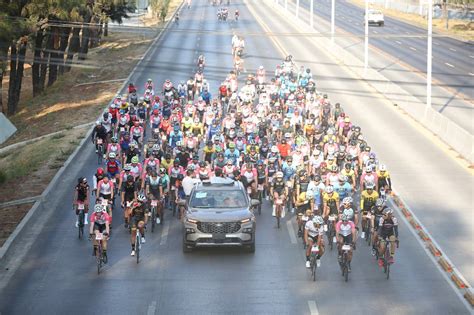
[190,190,248,209]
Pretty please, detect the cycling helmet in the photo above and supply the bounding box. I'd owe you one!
[131,156,139,164]
[95,120,101,126]
[366,182,375,190]
[271,146,278,153]
[199,161,206,167]
[379,164,387,172]
[338,174,346,182]
[313,175,321,182]
[375,198,385,207]
[97,168,104,175]
[111,136,118,143]
[313,216,324,225]
[137,194,146,202]
[341,214,349,221]
[228,142,236,148]
[342,197,352,205]
[108,152,116,159]
[343,208,354,218]
[257,160,264,166]
[177,174,184,180]
[276,171,284,178]
[383,208,394,215]
[123,164,132,171]
[94,204,104,213]
[159,167,166,174]
[325,186,334,193]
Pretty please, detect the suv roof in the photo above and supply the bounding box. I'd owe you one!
[194,177,243,191]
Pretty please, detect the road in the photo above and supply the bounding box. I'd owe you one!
[0,0,471,314]
[285,0,474,134]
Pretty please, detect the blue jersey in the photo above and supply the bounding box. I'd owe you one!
[334,182,352,200]
[282,163,296,181]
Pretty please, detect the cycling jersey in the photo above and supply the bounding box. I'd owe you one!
[323,192,339,214]
[378,216,398,238]
[305,221,324,238]
[360,190,379,211]
[336,221,355,237]
[272,179,286,194]
[76,184,89,202]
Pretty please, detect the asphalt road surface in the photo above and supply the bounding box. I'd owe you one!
[0,1,471,314]
[286,0,474,134]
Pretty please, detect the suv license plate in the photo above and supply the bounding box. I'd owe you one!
[213,234,225,242]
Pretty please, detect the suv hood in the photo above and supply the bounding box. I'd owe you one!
[187,207,252,222]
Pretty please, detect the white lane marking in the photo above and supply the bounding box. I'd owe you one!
[445,62,455,68]
[395,40,402,45]
[348,19,352,22]
[449,47,456,52]
[434,41,440,45]
[160,221,170,245]
[147,301,157,315]
[469,55,474,58]
[409,46,417,51]
[469,72,474,76]
[286,219,298,244]
[373,30,378,34]
[308,300,320,315]
[197,36,200,41]
[405,31,410,34]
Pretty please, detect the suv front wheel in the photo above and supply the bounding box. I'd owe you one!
[183,236,193,253]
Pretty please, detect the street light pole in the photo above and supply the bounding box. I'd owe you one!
[364,0,369,74]
[310,0,314,28]
[285,0,288,11]
[331,0,335,44]
[296,0,300,18]
[427,0,433,108]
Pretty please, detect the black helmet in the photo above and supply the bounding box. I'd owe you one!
[177,174,184,180]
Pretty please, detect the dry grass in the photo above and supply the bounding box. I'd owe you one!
[349,0,474,41]
[0,203,34,247]
[0,126,88,203]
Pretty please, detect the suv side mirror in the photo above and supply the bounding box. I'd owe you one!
[250,199,260,207]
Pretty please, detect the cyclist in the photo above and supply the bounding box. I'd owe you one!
[322,186,340,219]
[145,171,163,224]
[377,164,392,196]
[96,175,114,205]
[270,171,287,218]
[336,214,356,271]
[130,194,148,256]
[91,120,108,153]
[371,198,388,255]
[74,177,90,226]
[121,175,138,228]
[89,204,110,262]
[92,167,105,196]
[304,215,325,268]
[359,182,379,239]
[377,208,399,266]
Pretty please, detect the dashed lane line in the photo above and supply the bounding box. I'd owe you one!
[409,46,417,51]
[395,40,402,45]
[308,300,320,315]
[286,219,298,244]
[160,221,170,245]
[147,301,157,315]
[445,62,455,68]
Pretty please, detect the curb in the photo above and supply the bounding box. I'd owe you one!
[0,196,42,209]
[0,1,184,264]
[389,189,473,309]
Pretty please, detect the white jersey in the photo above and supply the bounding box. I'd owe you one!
[305,221,324,238]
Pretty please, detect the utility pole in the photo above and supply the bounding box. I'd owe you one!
[364,0,369,74]
[310,0,314,28]
[296,0,300,18]
[285,0,288,11]
[427,0,433,108]
[331,0,335,44]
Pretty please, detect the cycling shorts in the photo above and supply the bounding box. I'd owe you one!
[339,234,353,245]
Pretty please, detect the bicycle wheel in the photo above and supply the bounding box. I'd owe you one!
[97,245,102,275]
[136,233,140,264]
[97,145,102,164]
[78,211,84,239]
[344,264,349,282]
[311,256,317,281]
[329,229,334,251]
[276,208,280,228]
[151,207,156,233]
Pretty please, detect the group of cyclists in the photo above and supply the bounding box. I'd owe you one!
[74,32,399,276]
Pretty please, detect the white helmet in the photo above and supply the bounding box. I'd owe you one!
[108,152,116,159]
[271,145,279,153]
[276,171,284,178]
[379,164,387,171]
[343,208,354,218]
[94,204,104,213]
[325,186,334,193]
[313,215,324,225]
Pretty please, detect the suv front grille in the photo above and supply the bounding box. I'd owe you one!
[197,222,241,234]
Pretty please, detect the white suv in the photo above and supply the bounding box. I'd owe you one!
[365,9,384,26]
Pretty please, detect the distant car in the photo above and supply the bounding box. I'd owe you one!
[365,9,384,26]
[182,178,259,253]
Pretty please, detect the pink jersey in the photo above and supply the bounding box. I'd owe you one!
[336,221,355,236]
[90,211,111,224]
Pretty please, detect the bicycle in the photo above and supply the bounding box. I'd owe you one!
[77,204,85,239]
[134,226,141,264]
[274,197,285,228]
[309,244,320,281]
[93,232,106,274]
[150,198,159,233]
[340,243,352,282]
[96,138,104,164]
[326,214,337,250]
[362,211,372,246]
[378,237,399,279]
[256,184,264,215]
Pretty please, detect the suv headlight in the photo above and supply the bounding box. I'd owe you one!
[241,218,251,224]
[186,218,199,224]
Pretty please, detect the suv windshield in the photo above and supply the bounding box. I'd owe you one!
[190,190,248,209]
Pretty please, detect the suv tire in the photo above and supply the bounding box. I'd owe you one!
[246,242,255,253]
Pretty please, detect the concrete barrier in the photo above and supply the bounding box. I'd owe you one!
[0,113,17,145]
